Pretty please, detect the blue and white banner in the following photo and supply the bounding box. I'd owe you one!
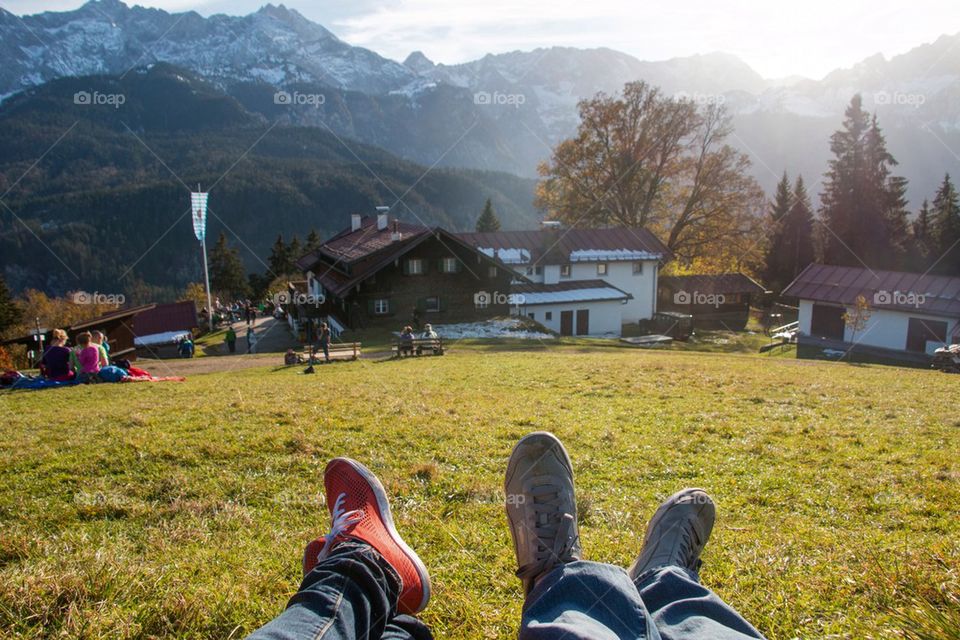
[191,192,208,241]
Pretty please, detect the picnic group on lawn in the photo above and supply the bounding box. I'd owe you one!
[248,432,766,640]
[0,328,178,389]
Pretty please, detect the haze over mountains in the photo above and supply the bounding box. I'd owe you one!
[2,0,959,205]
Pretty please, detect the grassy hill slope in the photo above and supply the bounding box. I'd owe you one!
[1,349,957,638]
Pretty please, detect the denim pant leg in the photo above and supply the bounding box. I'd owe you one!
[247,542,432,640]
[634,567,764,640]
[519,561,659,640]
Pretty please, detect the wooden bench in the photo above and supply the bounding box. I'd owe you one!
[393,337,445,357]
[302,342,362,363]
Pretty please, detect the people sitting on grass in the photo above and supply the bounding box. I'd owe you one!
[398,325,415,357]
[91,330,110,364]
[284,349,299,366]
[247,432,765,640]
[75,332,103,384]
[39,329,74,381]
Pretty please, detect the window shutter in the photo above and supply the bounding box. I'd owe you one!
[416,297,426,312]
[367,299,376,314]
[402,260,411,275]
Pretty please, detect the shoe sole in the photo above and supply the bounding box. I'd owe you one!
[331,458,432,614]
[628,487,714,579]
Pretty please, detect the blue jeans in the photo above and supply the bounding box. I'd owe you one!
[248,546,763,640]
[248,542,432,640]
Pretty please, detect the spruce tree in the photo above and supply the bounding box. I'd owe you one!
[819,96,908,269]
[210,233,250,299]
[304,229,323,255]
[268,234,289,277]
[287,236,302,273]
[764,173,815,294]
[932,174,960,275]
[912,199,933,270]
[476,199,502,232]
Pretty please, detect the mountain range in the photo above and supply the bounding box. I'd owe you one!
[3,1,960,205]
[0,64,539,296]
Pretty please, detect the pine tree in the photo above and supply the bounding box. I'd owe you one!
[475,198,501,232]
[932,173,960,275]
[912,199,933,270]
[210,233,250,299]
[0,274,23,336]
[764,173,815,294]
[304,229,323,254]
[819,96,908,269]
[287,236,302,273]
[268,234,289,277]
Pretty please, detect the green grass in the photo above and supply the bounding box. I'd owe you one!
[1,349,958,639]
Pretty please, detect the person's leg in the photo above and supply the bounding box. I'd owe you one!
[629,489,764,640]
[247,458,432,640]
[505,432,656,640]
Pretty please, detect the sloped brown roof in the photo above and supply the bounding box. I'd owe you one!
[132,301,198,336]
[659,273,767,296]
[458,226,671,264]
[298,218,511,298]
[296,217,430,270]
[782,263,960,316]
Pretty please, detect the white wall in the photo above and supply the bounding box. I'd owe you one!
[798,299,958,352]
[518,300,624,336]
[567,260,658,323]
[798,299,813,334]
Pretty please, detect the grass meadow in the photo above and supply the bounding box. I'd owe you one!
[1,348,958,638]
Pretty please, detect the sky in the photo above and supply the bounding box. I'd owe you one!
[5,0,959,80]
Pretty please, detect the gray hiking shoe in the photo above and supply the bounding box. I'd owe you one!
[504,432,582,595]
[628,488,716,582]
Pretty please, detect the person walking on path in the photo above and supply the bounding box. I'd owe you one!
[225,326,237,354]
[247,327,258,354]
[246,432,766,640]
[318,322,331,363]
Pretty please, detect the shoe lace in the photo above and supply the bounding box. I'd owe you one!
[316,492,364,562]
[516,483,578,583]
[676,520,703,572]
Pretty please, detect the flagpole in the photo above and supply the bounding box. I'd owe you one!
[201,230,213,333]
[194,184,214,332]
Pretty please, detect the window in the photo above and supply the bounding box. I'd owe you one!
[373,298,390,315]
[488,266,498,278]
[560,265,571,278]
[424,296,441,312]
[526,267,534,276]
[525,266,543,276]
[597,263,608,276]
[633,262,643,275]
[545,312,553,321]
[528,312,535,320]
[440,257,458,273]
[405,258,424,275]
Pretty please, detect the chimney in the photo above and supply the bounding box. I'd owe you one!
[376,206,390,231]
[351,214,362,232]
[391,220,403,242]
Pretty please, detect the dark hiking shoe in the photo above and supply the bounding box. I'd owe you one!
[628,488,716,581]
[505,432,582,595]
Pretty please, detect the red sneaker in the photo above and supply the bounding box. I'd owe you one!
[301,458,431,615]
